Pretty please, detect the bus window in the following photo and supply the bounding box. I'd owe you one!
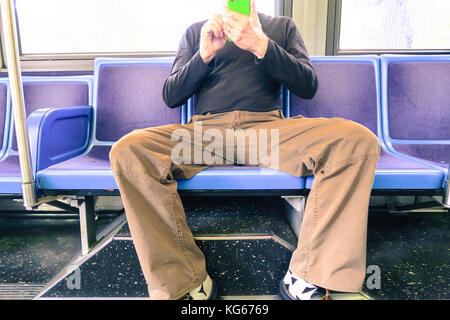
[339,0,450,51]
[15,0,276,55]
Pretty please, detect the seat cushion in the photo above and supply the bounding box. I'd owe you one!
[177,166,306,190]
[37,145,305,191]
[45,145,112,171]
[306,150,444,190]
[37,146,115,190]
[37,146,444,191]
[393,144,449,168]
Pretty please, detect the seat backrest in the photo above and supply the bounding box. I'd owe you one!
[94,58,183,142]
[11,77,92,151]
[381,55,450,142]
[0,81,9,157]
[381,55,450,168]
[289,56,380,136]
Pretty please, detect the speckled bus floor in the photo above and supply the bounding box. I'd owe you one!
[0,197,448,300]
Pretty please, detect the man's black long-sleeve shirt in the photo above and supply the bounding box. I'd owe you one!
[163,13,318,115]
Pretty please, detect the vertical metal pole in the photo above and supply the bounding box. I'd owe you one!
[0,0,37,208]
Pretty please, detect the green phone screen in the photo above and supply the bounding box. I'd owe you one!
[228,0,250,16]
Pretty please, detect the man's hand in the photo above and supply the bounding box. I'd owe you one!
[223,0,269,59]
[200,14,227,64]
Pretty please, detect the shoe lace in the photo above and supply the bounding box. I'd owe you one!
[319,289,331,300]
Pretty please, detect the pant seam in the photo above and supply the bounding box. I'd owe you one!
[329,153,380,168]
[111,169,160,181]
[307,153,380,173]
[284,148,320,168]
[170,191,199,288]
[160,159,172,184]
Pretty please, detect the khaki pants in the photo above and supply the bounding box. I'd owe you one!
[109,109,380,299]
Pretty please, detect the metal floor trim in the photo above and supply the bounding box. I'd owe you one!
[0,284,46,300]
[115,233,296,251]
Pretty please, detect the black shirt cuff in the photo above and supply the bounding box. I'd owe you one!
[254,38,275,65]
[192,50,214,74]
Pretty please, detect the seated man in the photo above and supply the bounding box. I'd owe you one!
[110,0,380,300]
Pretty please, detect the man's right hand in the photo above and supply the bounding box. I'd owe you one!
[200,14,227,64]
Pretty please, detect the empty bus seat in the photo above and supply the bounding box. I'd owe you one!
[287,56,444,190]
[36,58,184,191]
[381,55,450,181]
[0,76,93,195]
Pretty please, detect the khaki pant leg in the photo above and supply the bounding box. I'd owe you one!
[109,123,209,300]
[241,113,380,292]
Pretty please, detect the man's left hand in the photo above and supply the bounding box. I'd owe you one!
[223,0,269,59]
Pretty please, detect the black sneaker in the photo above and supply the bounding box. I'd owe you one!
[279,270,330,300]
[180,275,219,300]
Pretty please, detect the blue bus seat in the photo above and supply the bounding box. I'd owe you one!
[36,58,185,191]
[288,56,444,191]
[0,76,93,195]
[381,55,450,183]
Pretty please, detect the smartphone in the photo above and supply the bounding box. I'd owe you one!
[228,0,250,16]
[227,0,251,42]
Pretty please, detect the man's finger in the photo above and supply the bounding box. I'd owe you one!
[224,23,232,36]
[224,23,238,37]
[224,25,240,41]
[211,14,223,26]
[209,20,224,38]
[211,25,223,38]
[224,28,236,42]
[224,10,242,23]
[250,0,258,19]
